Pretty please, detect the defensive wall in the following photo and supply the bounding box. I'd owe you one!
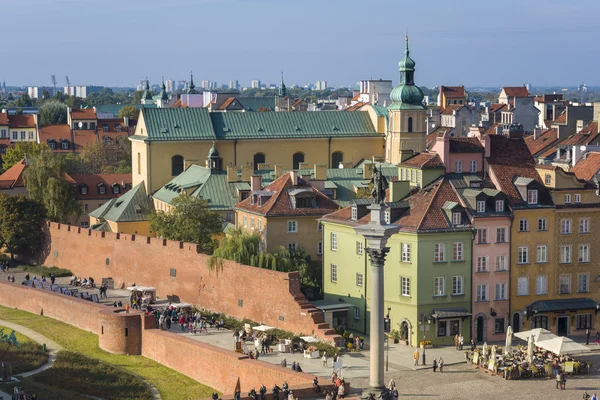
[28,222,341,344]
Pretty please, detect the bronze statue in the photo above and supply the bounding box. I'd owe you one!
[370,165,389,205]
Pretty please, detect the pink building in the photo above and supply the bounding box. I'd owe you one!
[431,131,485,174]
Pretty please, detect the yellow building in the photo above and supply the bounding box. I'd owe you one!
[234,171,339,261]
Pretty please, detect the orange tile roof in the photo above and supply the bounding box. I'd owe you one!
[346,102,367,111]
[70,108,97,120]
[571,152,600,181]
[440,104,464,115]
[218,97,237,110]
[524,128,558,156]
[72,130,98,150]
[70,173,132,200]
[0,159,27,189]
[552,111,567,124]
[39,124,72,153]
[0,114,8,125]
[488,103,506,114]
[400,152,445,169]
[9,114,36,128]
[503,86,529,98]
[440,86,466,98]
[352,94,360,101]
[484,123,501,135]
[171,98,182,108]
[449,137,484,153]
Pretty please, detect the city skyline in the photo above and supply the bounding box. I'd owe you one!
[4,0,600,88]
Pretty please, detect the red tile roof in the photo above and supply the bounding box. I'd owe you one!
[484,123,501,135]
[571,152,600,181]
[400,153,445,169]
[440,104,464,115]
[70,108,97,120]
[70,174,132,200]
[552,111,567,124]
[440,86,466,98]
[39,124,72,153]
[0,114,8,125]
[346,102,367,111]
[171,98,182,108]
[488,103,506,114]
[502,86,529,98]
[418,178,465,231]
[235,172,339,217]
[73,130,99,150]
[524,128,558,156]
[218,97,238,110]
[0,159,27,189]
[9,114,36,128]
[449,137,484,153]
[351,94,360,101]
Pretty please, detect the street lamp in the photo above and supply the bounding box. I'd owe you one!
[418,313,432,342]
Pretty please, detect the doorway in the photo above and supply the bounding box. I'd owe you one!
[476,316,484,342]
[557,316,569,336]
[512,313,521,333]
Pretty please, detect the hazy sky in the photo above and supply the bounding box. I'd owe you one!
[6,0,600,88]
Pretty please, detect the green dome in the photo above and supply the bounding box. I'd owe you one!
[390,84,424,105]
[208,142,220,158]
[399,53,415,71]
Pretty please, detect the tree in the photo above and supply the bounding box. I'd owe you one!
[62,153,90,175]
[118,105,140,120]
[150,194,223,254]
[2,142,48,171]
[80,142,108,173]
[66,96,82,109]
[211,228,276,269]
[39,100,67,125]
[23,148,79,223]
[0,194,46,258]
[15,94,33,108]
[132,91,144,104]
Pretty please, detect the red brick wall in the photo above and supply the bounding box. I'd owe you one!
[98,309,143,355]
[31,223,339,342]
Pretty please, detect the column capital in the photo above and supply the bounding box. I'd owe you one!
[366,247,390,267]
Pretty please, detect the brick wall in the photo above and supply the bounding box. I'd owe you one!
[28,223,340,343]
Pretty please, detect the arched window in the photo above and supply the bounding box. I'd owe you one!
[171,155,184,176]
[253,153,266,167]
[331,151,344,168]
[292,152,305,169]
[407,117,413,133]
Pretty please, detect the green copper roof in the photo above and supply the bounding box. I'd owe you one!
[238,97,275,112]
[140,108,216,141]
[371,105,389,118]
[208,142,220,157]
[388,35,426,111]
[89,182,153,222]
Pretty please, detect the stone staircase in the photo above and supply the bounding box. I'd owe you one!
[292,294,343,346]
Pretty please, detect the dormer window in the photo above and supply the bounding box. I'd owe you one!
[60,140,69,150]
[527,190,538,205]
[80,185,88,195]
[495,200,504,212]
[295,196,315,208]
[98,184,106,195]
[351,207,357,220]
[48,140,56,150]
[476,201,485,213]
[116,125,122,132]
[452,212,461,225]
[250,195,255,205]
[102,124,109,132]
[112,185,120,194]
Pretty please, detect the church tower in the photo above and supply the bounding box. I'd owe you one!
[386,35,427,164]
[141,78,154,105]
[279,71,287,97]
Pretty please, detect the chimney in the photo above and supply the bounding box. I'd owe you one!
[274,164,283,178]
[289,170,298,186]
[251,175,262,192]
[314,164,327,180]
[227,166,238,182]
[576,120,584,133]
[389,180,410,202]
[124,116,130,127]
[241,165,252,182]
[399,149,414,163]
[121,180,126,189]
[533,127,542,140]
[362,162,374,179]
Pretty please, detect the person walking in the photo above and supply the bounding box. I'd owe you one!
[422,346,426,365]
[432,358,437,373]
[555,371,561,389]
[413,348,419,366]
[454,334,459,350]
[459,334,464,350]
[560,372,566,390]
[125,303,130,314]
[438,357,444,373]
[470,338,476,351]
[322,353,328,367]
[585,329,590,345]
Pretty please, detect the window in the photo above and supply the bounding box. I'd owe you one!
[564,194,571,203]
[538,218,547,231]
[411,170,416,182]
[536,275,548,295]
[330,232,337,251]
[292,152,304,170]
[450,320,460,336]
[455,160,462,173]
[560,245,572,263]
[401,276,410,296]
[287,243,297,251]
[437,320,447,337]
[49,142,56,150]
[351,207,357,220]
[61,141,69,150]
[12,132,17,140]
[28,131,34,140]
[434,243,445,262]
[384,210,390,224]
[536,245,547,263]
[476,284,488,301]
[20,131,25,140]
[83,204,88,213]
[452,276,463,295]
[407,116,413,133]
[469,160,477,173]
[517,277,528,296]
[137,153,141,175]
[171,155,185,176]
[560,218,572,234]
[579,244,590,263]
[354,307,360,320]
[401,243,411,262]
[477,228,488,244]
[98,185,106,195]
[112,185,120,194]
[416,171,421,187]
[356,241,363,255]
[257,219,262,231]
[496,227,506,243]
[356,273,363,287]
[495,255,507,271]
[518,246,528,264]
[532,316,548,329]
[81,186,88,195]
[494,318,505,334]
[287,220,297,233]
[317,242,322,255]
[452,212,461,225]
[0,129,6,138]
[476,256,488,272]
[331,151,343,168]
[559,275,571,294]
[330,264,337,282]
[452,242,463,261]
[433,277,445,296]
[476,201,485,213]
[578,274,589,293]
[317,221,322,232]
[545,174,551,185]
[576,314,592,330]
[495,283,506,300]
[574,194,581,203]
[401,169,406,180]
[519,219,528,232]
[495,200,504,212]
[253,153,266,166]
[250,217,255,230]
[80,221,89,228]
[579,218,590,233]
[243,215,247,228]
[527,190,538,204]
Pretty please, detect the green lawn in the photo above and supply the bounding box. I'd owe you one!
[0,306,216,400]
[15,265,73,278]
[0,326,48,374]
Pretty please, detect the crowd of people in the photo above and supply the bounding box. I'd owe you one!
[68,275,95,288]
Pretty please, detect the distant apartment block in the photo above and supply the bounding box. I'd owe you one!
[229,80,240,90]
[27,86,54,99]
[201,80,217,90]
[251,80,261,89]
[165,79,175,93]
[315,81,328,91]
[63,85,103,98]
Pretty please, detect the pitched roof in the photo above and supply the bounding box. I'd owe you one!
[524,128,558,156]
[9,114,36,128]
[440,86,466,98]
[70,174,132,200]
[89,182,152,222]
[238,97,275,112]
[140,108,216,141]
[39,124,72,153]
[0,159,27,189]
[484,123,501,135]
[488,103,506,113]
[399,152,445,169]
[0,114,8,125]
[71,108,97,120]
[449,137,484,153]
[72,130,99,150]
[235,172,339,217]
[502,86,529,98]
[346,102,367,111]
[571,152,600,181]
[218,97,238,110]
[440,104,464,115]
[537,122,600,160]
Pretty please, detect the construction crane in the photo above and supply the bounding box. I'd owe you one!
[65,76,70,96]
[51,75,56,97]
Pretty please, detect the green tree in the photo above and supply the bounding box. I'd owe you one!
[0,194,46,259]
[132,91,144,104]
[66,96,82,109]
[23,148,79,223]
[62,153,90,175]
[211,228,275,269]
[2,142,48,171]
[39,100,68,125]
[16,93,33,108]
[80,142,108,173]
[117,105,140,120]
[150,194,223,254]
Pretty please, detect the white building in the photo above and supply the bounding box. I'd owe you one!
[165,79,175,93]
[27,86,53,99]
[315,81,328,91]
[251,80,261,89]
[355,80,392,106]
[228,80,239,90]
[63,85,103,98]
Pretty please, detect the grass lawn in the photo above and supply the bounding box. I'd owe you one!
[0,326,48,374]
[0,306,216,400]
[15,265,73,278]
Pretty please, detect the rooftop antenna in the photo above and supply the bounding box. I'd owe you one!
[65,76,71,96]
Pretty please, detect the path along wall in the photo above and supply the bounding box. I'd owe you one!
[27,222,340,343]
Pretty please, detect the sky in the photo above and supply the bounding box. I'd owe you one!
[5,0,600,88]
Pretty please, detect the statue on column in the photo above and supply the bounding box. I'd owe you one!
[370,165,389,205]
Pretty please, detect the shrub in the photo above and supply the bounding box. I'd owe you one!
[19,265,72,277]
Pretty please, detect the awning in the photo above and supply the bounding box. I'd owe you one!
[311,300,354,312]
[127,286,156,291]
[432,308,471,319]
[526,298,597,313]
[300,336,319,343]
[253,325,275,332]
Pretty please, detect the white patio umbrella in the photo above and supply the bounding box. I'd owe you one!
[515,328,556,343]
[526,335,534,363]
[491,345,498,361]
[505,325,513,355]
[482,342,488,357]
[253,325,275,332]
[299,336,319,343]
[535,336,589,355]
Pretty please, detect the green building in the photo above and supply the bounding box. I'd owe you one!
[320,177,474,347]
